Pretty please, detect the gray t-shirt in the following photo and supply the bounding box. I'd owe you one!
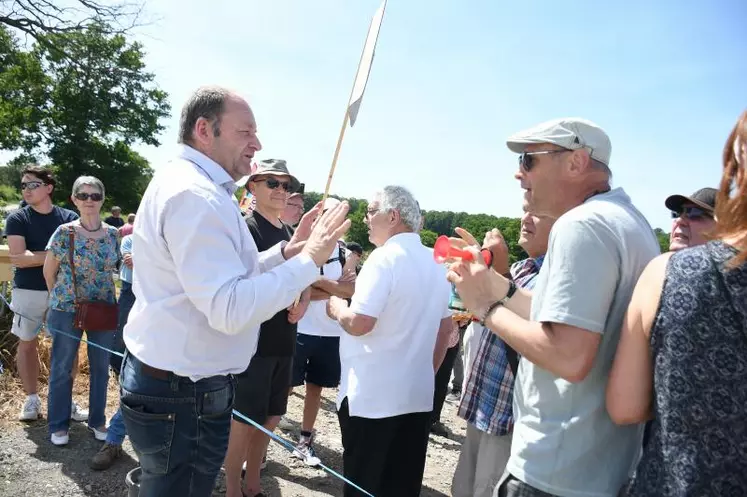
[507,188,660,497]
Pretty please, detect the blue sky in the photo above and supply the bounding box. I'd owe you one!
[26,1,747,230]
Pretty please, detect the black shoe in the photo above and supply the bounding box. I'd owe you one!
[430,421,449,437]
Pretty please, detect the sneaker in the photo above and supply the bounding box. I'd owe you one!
[90,426,107,441]
[446,390,461,402]
[292,438,321,467]
[89,443,123,470]
[71,401,89,422]
[51,431,69,446]
[19,396,42,421]
[277,415,294,431]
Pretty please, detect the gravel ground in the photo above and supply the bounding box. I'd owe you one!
[0,382,465,496]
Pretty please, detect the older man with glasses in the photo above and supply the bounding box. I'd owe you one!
[281,184,305,227]
[448,118,660,497]
[665,187,717,251]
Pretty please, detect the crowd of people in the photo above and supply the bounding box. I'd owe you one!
[6,85,746,497]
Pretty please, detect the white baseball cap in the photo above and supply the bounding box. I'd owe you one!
[322,197,341,211]
[507,117,612,166]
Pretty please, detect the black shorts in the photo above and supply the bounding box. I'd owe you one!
[291,334,341,388]
[233,355,292,426]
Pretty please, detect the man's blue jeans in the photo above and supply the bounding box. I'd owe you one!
[47,309,113,435]
[119,351,235,497]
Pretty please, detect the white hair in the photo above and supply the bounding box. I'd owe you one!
[372,185,421,232]
[72,175,105,197]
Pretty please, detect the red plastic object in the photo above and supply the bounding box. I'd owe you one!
[433,235,492,265]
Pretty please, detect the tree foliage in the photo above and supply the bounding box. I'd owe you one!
[653,228,670,253]
[0,0,144,55]
[0,23,170,211]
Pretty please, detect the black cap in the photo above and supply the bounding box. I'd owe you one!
[346,242,363,256]
[665,187,717,214]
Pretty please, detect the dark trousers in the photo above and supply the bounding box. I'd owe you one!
[110,281,135,376]
[119,351,235,497]
[432,342,460,425]
[338,398,431,497]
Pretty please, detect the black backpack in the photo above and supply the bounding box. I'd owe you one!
[320,241,346,276]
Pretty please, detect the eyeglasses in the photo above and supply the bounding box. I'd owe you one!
[518,149,571,172]
[366,208,380,218]
[287,203,304,209]
[254,178,294,192]
[74,192,104,202]
[671,206,712,221]
[21,181,45,191]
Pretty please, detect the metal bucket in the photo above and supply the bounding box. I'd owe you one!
[125,466,142,497]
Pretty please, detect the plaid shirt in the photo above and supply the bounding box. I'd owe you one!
[457,255,545,435]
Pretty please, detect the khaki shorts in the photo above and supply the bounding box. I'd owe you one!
[10,288,50,341]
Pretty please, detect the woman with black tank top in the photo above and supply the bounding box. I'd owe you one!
[606,110,747,497]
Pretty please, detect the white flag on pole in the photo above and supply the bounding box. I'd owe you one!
[347,0,387,127]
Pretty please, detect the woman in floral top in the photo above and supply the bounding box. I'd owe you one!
[43,176,119,447]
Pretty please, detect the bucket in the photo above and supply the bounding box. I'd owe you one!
[126,466,142,497]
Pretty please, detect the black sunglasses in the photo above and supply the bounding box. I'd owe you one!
[518,149,571,172]
[74,192,104,202]
[671,206,712,220]
[21,181,45,191]
[253,178,295,192]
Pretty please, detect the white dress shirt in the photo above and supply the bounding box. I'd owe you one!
[124,145,320,380]
[338,233,451,418]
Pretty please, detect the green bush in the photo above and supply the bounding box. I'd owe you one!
[0,185,21,205]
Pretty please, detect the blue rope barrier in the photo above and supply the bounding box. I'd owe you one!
[0,293,374,497]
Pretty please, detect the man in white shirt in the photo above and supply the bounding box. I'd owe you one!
[120,86,351,497]
[327,185,453,497]
[447,118,659,497]
[290,197,355,467]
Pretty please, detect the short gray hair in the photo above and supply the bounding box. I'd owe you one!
[178,86,232,144]
[591,158,612,178]
[372,185,422,232]
[72,176,105,197]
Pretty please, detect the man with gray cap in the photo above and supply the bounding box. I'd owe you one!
[225,158,308,497]
[446,118,660,497]
[665,187,717,251]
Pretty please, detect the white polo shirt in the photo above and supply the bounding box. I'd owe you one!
[338,232,451,419]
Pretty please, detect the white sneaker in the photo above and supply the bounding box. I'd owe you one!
[51,432,69,446]
[71,401,89,422]
[90,427,107,441]
[19,396,42,421]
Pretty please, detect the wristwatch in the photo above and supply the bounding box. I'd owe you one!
[479,279,517,326]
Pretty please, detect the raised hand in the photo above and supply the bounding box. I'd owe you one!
[301,201,352,267]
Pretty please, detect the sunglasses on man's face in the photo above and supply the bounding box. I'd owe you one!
[518,149,570,172]
[255,178,294,192]
[74,192,104,202]
[21,181,45,191]
[671,206,712,221]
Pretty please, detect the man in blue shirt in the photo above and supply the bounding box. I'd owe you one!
[6,165,80,422]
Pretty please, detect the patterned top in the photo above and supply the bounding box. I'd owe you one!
[47,223,120,312]
[627,241,747,497]
[457,255,544,436]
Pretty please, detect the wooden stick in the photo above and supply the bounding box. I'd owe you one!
[320,109,351,208]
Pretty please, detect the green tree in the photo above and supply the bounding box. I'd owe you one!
[653,228,670,253]
[0,24,170,212]
[420,229,437,248]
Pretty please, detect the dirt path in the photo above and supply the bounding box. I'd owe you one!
[0,383,465,496]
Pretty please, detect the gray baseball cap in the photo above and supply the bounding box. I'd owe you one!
[507,117,612,166]
[244,159,301,193]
